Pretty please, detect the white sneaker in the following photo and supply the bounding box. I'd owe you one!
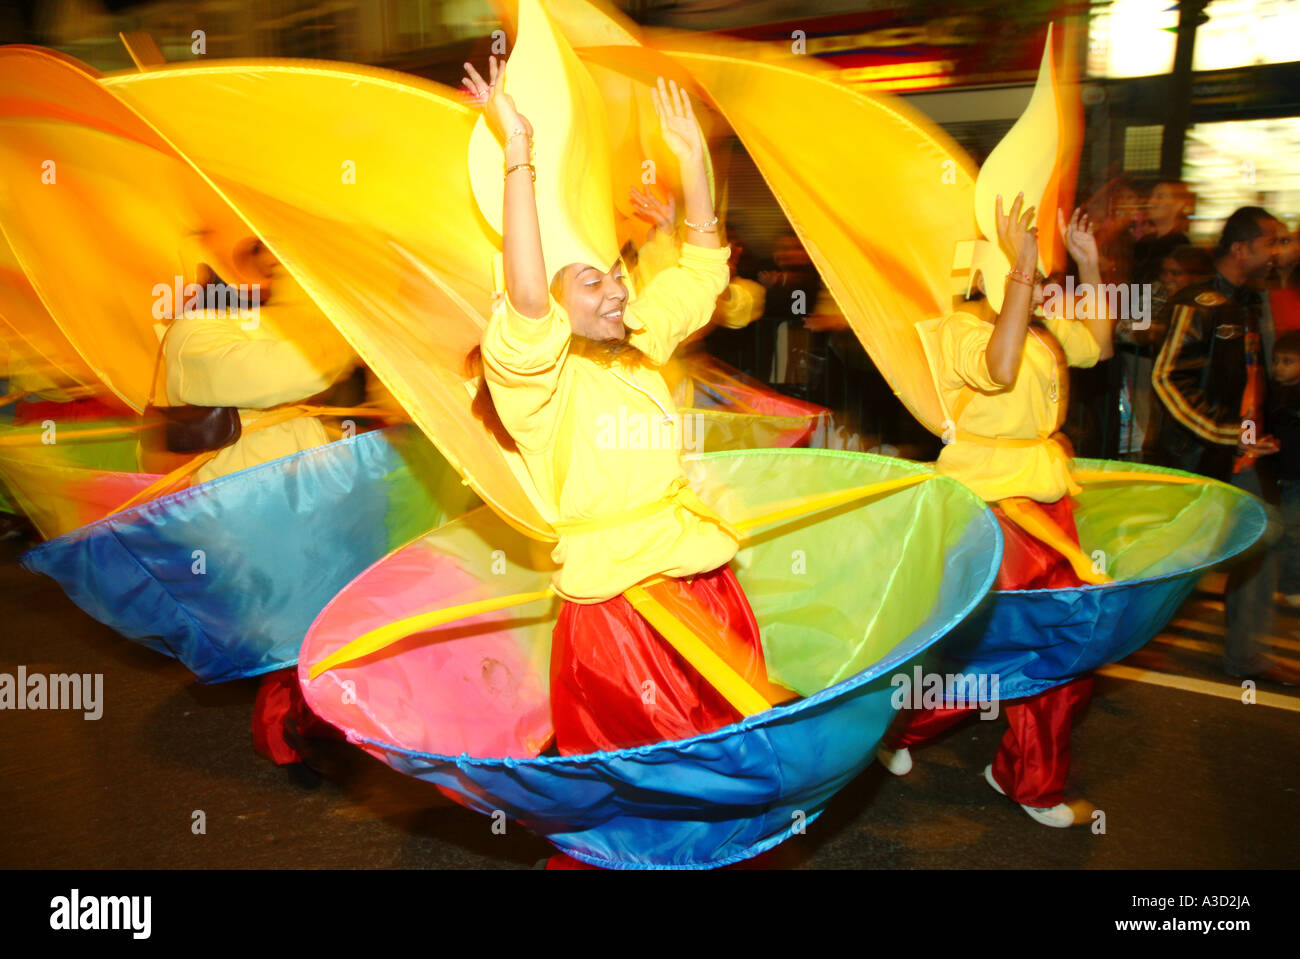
[876,745,912,776]
[983,764,1079,828]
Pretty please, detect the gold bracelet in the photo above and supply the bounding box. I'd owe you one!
[505,162,536,181]
[684,214,719,233]
[1006,269,1034,287]
[503,127,530,149]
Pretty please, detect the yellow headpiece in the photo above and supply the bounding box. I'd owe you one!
[956,25,1074,311]
[468,0,621,282]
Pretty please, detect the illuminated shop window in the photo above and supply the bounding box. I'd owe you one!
[1123,124,1163,171]
[1089,0,1300,77]
[1182,117,1300,242]
[1087,0,1178,78]
[1194,0,1300,70]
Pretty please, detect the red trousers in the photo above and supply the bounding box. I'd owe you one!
[887,496,1092,808]
[550,565,770,755]
[251,668,340,765]
[992,496,1088,591]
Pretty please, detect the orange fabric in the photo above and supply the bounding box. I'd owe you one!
[996,495,1107,586]
[1233,330,1264,474]
[992,496,1086,591]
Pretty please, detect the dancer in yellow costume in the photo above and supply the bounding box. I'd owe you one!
[880,194,1115,827]
[162,235,356,484]
[465,56,790,754]
[162,232,356,777]
[626,186,764,411]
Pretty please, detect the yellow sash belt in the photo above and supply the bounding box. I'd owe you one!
[551,476,740,540]
[954,430,1061,452]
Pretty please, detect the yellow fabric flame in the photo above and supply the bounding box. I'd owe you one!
[468,0,621,280]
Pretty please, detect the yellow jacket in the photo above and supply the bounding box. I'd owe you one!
[163,290,355,483]
[935,310,1099,503]
[482,242,735,603]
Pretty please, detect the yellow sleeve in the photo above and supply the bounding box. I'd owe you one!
[937,312,1003,392]
[1043,315,1101,369]
[630,229,679,294]
[625,243,732,367]
[166,312,353,409]
[714,277,766,330]
[480,292,571,452]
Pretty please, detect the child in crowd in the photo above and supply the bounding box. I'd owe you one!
[1269,330,1300,604]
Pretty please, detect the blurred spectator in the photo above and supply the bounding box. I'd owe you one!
[1268,329,1300,606]
[1268,220,1300,338]
[1118,244,1214,458]
[1151,205,1297,685]
[1131,180,1193,288]
[1152,244,1215,323]
[1072,176,1140,458]
[1086,175,1140,286]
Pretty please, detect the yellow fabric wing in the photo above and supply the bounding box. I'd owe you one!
[102,60,555,540]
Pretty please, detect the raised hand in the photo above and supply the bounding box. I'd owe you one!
[651,77,703,165]
[996,192,1039,269]
[1058,207,1100,274]
[462,56,532,147]
[629,187,677,235]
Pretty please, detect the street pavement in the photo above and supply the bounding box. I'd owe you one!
[1,538,1296,870]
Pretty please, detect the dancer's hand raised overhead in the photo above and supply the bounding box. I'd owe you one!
[651,77,703,166]
[1057,207,1099,275]
[996,191,1039,269]
[652,77,720,251]
[463,56,532,147]
[630,187,677,236]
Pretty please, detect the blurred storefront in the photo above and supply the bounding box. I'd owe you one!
[1084,0,1300,238]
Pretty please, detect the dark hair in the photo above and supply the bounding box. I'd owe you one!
[464,346,517,452]
[1213,206,1279,260]
[1140,178,1191,198]
[1275,331,1300,358]
[1167,244,1214,278]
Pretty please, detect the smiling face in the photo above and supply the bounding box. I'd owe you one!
[555,262,629,341]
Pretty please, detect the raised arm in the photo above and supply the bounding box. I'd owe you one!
[464,58,567,450]
[463,57,547,319]
[652,78,720,253]
[985,192,1038,386]
[1059,207,1114,361]
[167,313,353,409]
[618,80,731,365]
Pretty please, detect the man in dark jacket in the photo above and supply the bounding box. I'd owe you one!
[1152,206,1297,685]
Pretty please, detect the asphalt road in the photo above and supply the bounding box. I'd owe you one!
[2,538,1297,870]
